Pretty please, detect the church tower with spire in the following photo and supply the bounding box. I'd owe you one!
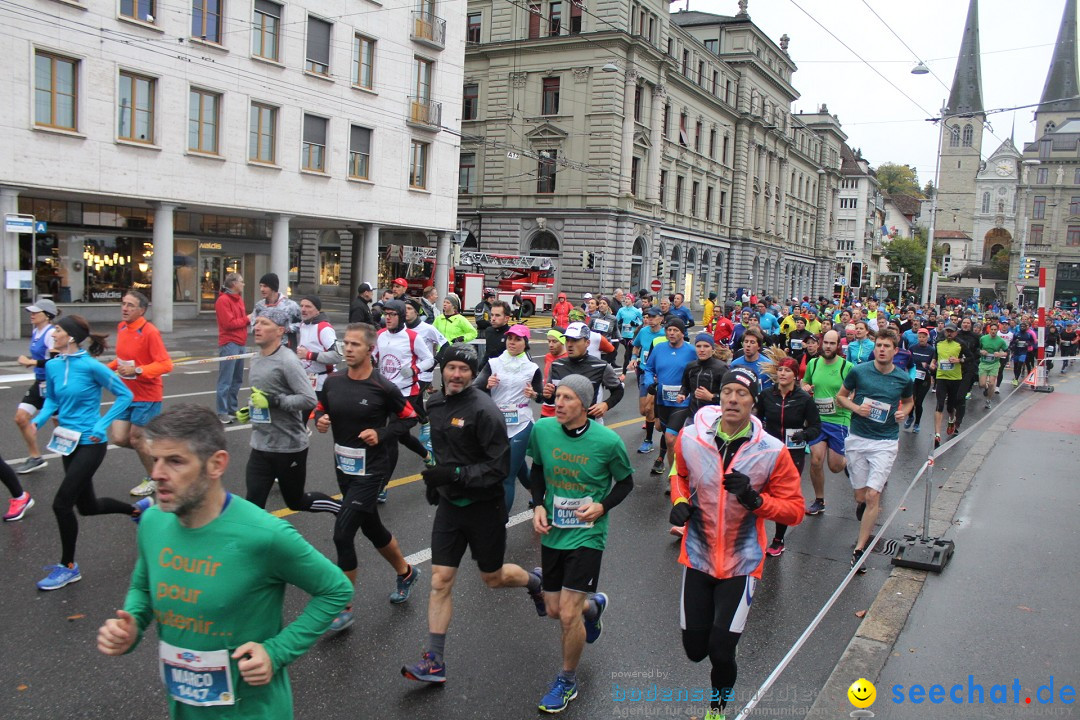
[935,0,985,247]
[1034,0,1079,137]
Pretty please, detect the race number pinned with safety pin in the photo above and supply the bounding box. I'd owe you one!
[552,495,594,529]
[47,427,81,456]
[334,444,366,475]
[159,641,236,707]
[863,398,892,424]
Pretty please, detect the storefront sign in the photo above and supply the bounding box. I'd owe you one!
[200,242,223,250]
[90,289,124,301]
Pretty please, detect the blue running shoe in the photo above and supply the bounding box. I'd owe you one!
[377,489,388,504]
[401,652,446,684]
[419,423,431,448]
[37,563,81,591]
[903,415,914,430]
[390,566,420,604]
[584,592,608,644]
[637,440,654,454]
[528,567,546,616]
[132,496,155,524]
[329,610,354,632]
[912,423,921,434]
[423,452,437,467]
[538,675,578,713]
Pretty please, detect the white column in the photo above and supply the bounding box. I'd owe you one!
[151,203,176,332]
[647,84,666,203]
[349,228,364,295]
[271,215,291,292]
[619,70,639,196]
[362,224,380,289]
[434,231,451,301]
[0,186,20,340]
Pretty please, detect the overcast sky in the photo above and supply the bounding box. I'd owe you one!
[690,0,1071,187]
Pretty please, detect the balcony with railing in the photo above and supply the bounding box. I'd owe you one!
[407,96,442,130]
[411,11,446,49]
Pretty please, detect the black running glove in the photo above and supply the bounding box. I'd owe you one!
[425,484,441,506]
[422,465,458,488]
[723,470,763,511]
[669,500,694,526]
[789,430,806,444]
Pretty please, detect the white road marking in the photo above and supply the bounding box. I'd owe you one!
[184,370,211,375]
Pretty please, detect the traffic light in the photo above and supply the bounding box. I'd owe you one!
[1020,256,1041,280]
[587,252,595,270]
[849,261,864,289]
[657,258,666,277]
[581,250,589,269]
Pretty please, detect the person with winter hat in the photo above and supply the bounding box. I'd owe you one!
[433,293,477,345]
[251,272,301,349]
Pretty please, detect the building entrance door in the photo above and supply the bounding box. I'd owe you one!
[200,254,244,311]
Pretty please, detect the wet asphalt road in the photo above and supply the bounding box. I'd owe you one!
[0,361,1019,719]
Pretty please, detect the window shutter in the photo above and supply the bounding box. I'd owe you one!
[307,17,331,66]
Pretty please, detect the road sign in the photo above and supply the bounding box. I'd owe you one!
[972,287,981,298]
[650,278,662,292]
[4,214,34,234]
[875,287,889,301]
[34,221,47,234]
[1015,282,1025,294]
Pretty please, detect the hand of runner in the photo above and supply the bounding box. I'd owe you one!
[851,402,872,418]
[487,374,500,389]
[359,429,379,446]
[588,401,609,418]
[676,394,686,404]
[523,382,536,399]
[232,642,274,686]
[575,502,605,523]
[543,382,556,398]
[315,414,331,433]
[532,505,551,535]
[296,345,308,359]
[17,355,34,367]
[693,386,714,401]
[97,609,137,656]
[893,405,908,422]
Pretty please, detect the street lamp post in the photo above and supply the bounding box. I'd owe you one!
[921,109,948,306]
[1016,159,1041,305]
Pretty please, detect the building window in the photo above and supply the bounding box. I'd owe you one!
[569,0,582,33]
[188,88,220,154]
[306,16,332,75]
[118,71,155,143]
[659,170,667,205]
[722,135,729,164]
[528,2,540,39]
[1068,225,1080,246]
[548,1,561,35]
[1033,195,1046,220]
[981,192,990,214]
[1037,167,1049,184]
[961,124,973,146]
[191,0,222,43]
[467,12,481,43]
[720,190,727,222]
[704,38,718,54]
[34,51,78,131]
[1074,168,1080,185]
[705,186,714,220]
[694,120,702,152]
[948,125,960,146]
[319,248,341,286]
[724,79,732,105]
[647,16,655,43]
[711,70,718,95]
[681,49,689,77]
[458,152,476,193]
[675,175,684,212]
[414,57,433,101]
[1040,139,1053,159]
[537,149,557,193]
[249,102,277,163]
[708,128,716,159]
[630,157,640,196]
[633,84,642,122]
[352,35,375,89]
[302,114,328,172]
[409,140,429,189]
[697,60,705,86]
[679,112,688,146]
[1071,197,1080,216]
[121,0,155,22]
[1030,224,1044,244]
[252,0,281,61]
[662,103,670,138]
[462,83,479,120]
[691,181,699,216]
[542,77,560,115]
[348,125,371,179]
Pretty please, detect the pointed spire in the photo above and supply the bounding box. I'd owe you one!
[1010,112,1016,143]
[1039,0,1080,113]
[946,0,984,116]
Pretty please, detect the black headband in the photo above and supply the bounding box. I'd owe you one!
[55,316,89,345]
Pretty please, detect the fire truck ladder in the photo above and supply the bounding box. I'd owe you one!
[395,245,553,271]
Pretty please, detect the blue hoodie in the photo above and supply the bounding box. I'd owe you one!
[34,350,133,443]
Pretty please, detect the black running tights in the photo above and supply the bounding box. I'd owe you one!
[245,448,340,513]
[53,443,131,566]
[680,569,754,711]
[0,455,23,499]
[333,474,393,572]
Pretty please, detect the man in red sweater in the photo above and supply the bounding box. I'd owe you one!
[216,272,248,424]
[108,291,174,496]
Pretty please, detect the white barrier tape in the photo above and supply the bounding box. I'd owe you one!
[172,353,255,366]
[734,383,1028,719]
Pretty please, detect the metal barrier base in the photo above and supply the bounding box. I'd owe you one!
[891,535,955,572]
[1033,385,1056,393]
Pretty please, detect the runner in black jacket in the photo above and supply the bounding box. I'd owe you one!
[678,333,729,416]
[543,322,624,421]
[953,318,980,431]
[755,356,820,557]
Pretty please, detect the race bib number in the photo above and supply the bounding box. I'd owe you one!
[334,444,367,476]
[47,426,81,456]
[863,399,892,424]
[249,404,271,424]
[789,338,803,351]
[939,361,954,372]
[1047,345,1057,354]
[914,369,926,380]
[118,359,136,380]
[1016,341,1027,348]
[785,428,805,449]
[38,381,47,398]
[621,327,635,339]
[501,405,519,425]
[159,642,235,707]
[662,385,681,404]
[308,373,319,389]
[593,319,611,333]
[552,495,594,529]
[814,397,835,415]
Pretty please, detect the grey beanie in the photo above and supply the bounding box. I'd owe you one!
[558,374,595,408]
[445,293,462,312]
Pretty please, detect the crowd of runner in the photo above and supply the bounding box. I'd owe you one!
[2,275,1075,720]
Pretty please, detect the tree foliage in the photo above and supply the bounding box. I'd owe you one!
[990,248,1011,274]
[883,234,941,289]
[875,163,923,198]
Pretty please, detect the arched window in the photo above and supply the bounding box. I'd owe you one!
[528,231,559,256]
[981,192,990,214]
[630,236,645,291]
[670,245,681,287]
[1046,121,1056,134]
[962,124,973,147]
[714,251,724,296]
[949,126,960,147]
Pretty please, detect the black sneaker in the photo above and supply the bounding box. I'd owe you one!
[650,458,666,475]
[527,567,546,617]
[851,548,868,575]
[855,502,866,521]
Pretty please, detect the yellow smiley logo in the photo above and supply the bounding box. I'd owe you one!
[848,678,876,709]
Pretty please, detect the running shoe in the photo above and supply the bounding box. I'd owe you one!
[851,549,868,575]
[329,610,354,632]
[418,423,431,447]
[390,566,420,604]
[401,652,446,684]
[765,538,785,557]
[584,592,608,644]
[130,478,156,496]
[15,456,47,474]
[995,387,1001,394]
[37,563,81,591]
[527,567,547,617]
[423,452,437,467]
[984,400,992,409]
[704,710,726,720]
[637,440,654,454]
[903,415,914,430]
[913,423,920,433]
[4,493,34,522]
[806,499,826,516]
[934,433,941,449]
[649,458,666,475]
[946,420,956,436]
[1012,379,1020,387]
[669,525,685,538]
[965,392,972,401]
[218,414,234,425]
[538,675,578,714]
[855,502,866,521]
[377,489,388,504]
[132,496,155,524]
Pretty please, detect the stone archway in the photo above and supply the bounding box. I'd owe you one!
[984,227,1011,264]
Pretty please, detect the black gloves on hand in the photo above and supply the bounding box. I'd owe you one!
[422,464,458,488]
[425,484,441,506]
[723,470,763,511]
[789,430,806,445]
[669,501,694,526]
[647,383,658,396]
